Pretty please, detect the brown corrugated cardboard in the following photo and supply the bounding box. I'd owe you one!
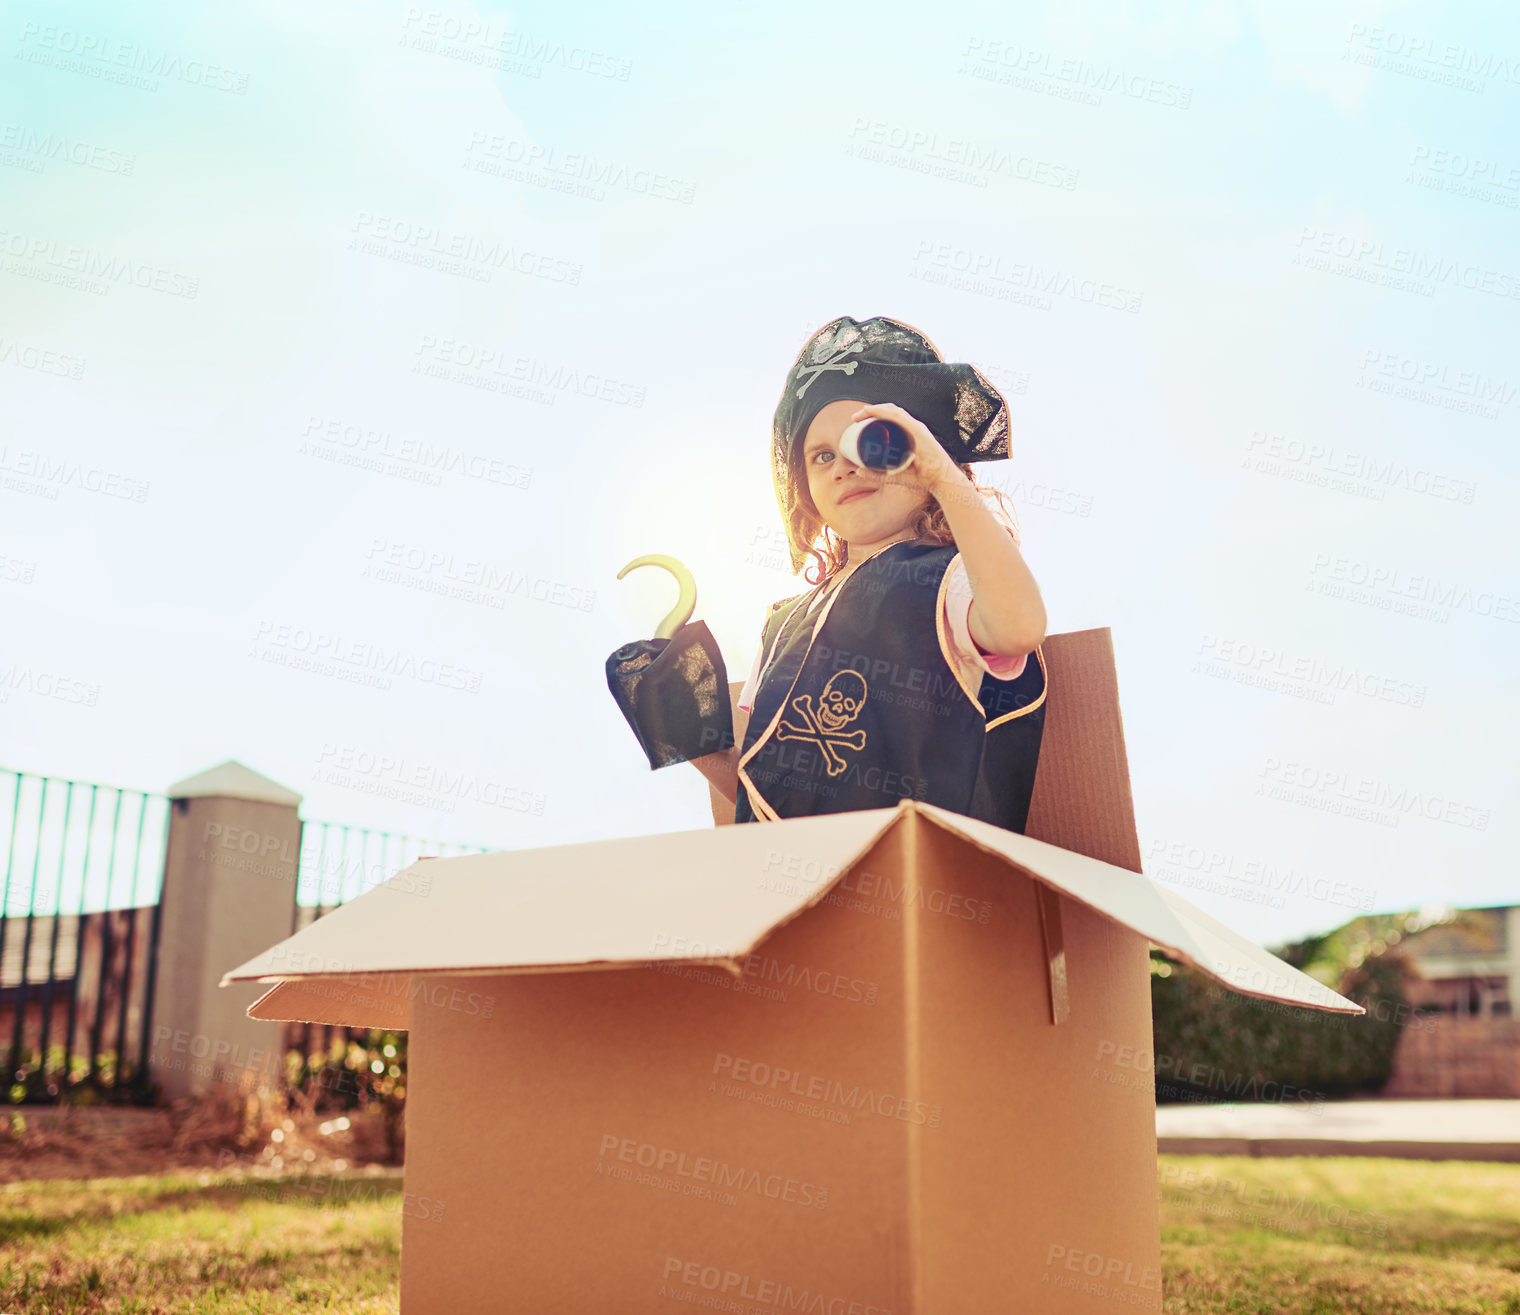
[220,627,1360,1313]
[222,797,1356,1022]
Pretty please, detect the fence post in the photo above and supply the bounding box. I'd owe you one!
[149,761,301,1103]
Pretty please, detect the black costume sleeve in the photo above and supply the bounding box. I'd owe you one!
[605,620,735,770]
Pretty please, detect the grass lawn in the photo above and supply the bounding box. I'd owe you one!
[1157,1155,1520,1314]
[1,1155,1517,1313]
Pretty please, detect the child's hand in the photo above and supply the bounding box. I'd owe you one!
[849,402,970,501]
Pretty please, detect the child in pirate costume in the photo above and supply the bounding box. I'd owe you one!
[606,315,1048,833]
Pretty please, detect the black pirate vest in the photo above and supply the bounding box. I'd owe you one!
[733,540,1047,831]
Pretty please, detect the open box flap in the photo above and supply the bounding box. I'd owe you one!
[245,976,412,1029]
[224,798,1360,1029]
[220,805,904,990]
[915,804,1360,1014]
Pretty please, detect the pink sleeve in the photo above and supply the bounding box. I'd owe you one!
[944,557,1028,682]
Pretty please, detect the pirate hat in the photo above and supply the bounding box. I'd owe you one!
[771,315,1009,574]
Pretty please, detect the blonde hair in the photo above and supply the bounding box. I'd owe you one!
[788,452,1023,587]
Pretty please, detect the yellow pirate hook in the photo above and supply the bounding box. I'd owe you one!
[616,554,697,640]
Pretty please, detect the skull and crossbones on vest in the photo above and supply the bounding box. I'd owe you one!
[777,670,869,776]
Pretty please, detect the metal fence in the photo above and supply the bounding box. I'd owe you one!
[0,767,490,1106]
[0,770,170,1102]
[283,817,491,1081]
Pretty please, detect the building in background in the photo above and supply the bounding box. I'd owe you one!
[1397,905,1516,1018]
[1382,904,1518,1098]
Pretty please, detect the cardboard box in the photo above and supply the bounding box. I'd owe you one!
[221,628,1359,1313]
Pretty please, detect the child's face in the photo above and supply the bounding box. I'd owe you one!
[800,399,930,545]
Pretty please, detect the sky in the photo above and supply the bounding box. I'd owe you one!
[1,0,1516,950]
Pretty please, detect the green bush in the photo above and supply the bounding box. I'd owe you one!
[1,1043,161,1107]
[1149,949,1422,1103]
[1146,906,1470,1104]
[283,1029,407,1160]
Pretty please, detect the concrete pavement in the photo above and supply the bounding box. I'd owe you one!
[1156,1097,1520,1161]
